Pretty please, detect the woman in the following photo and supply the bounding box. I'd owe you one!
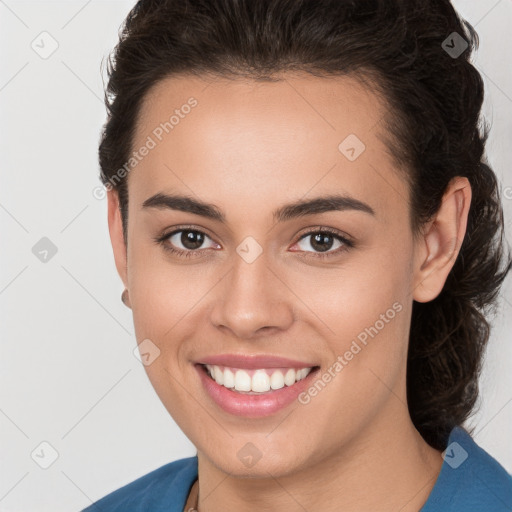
[84,0,512,510]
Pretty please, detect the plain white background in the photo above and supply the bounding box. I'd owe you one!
[0,1,511,510]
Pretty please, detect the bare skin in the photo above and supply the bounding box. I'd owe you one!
[107,72,471,512]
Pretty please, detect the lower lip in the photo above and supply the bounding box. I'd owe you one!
[195,364,319,418]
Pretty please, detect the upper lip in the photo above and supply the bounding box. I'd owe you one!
[197,353,318,369]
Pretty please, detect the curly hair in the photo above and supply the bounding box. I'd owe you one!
[98,0,511,451]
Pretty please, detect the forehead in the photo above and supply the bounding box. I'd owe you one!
[137,72,387,142]
[128,72,408,221]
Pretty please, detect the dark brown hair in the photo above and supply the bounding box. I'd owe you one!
[98,0,511,450]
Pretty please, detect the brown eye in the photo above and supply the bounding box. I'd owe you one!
[165,229,217,251]
[155,227,220,258]
[174,230,206,250]
[293,228,354,259]
[300,232,337,252]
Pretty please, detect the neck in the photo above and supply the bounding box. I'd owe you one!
[194,402,443,512]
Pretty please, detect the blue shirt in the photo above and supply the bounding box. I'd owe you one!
[83,426,512,511]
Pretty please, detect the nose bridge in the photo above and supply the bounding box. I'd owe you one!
[210,241,294,338]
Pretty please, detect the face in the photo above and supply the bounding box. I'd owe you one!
[108,72,437,478]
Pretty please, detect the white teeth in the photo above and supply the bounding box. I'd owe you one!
[270,370,285,390]
[204,364,314,393]
[213,365,224,385]
[223,368,235,388]
[234,370,252,391]
[296,367,312,381]
[284,368,296,386]
[252,370,271,393]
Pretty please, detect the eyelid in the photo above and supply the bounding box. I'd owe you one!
[156,224,217,243]
[296,225,353,243]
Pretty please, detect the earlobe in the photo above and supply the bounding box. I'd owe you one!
[107,188,129,289]
[413,177,471,303]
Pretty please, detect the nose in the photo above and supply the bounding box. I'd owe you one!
[210,249,295,340]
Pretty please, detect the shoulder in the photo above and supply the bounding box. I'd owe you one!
[422,426,512,512]
[82,456,198,512]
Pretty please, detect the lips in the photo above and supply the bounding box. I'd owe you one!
[194,353,320,417]
[197,353,317,369]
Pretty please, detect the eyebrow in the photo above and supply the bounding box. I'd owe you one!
[142,192,376,223]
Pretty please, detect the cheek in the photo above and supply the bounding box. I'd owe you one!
[127,259,210,430]
[128,255,222,413]
[288,243,414,403]
[129,263,211,346]
[289,262,412,453]
[126,222,209,333]
[290,240,412,335]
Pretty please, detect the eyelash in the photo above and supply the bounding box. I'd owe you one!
[154,225,355,260]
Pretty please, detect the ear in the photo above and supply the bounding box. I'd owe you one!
[413,176,472,303]
[107,188,128,289]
